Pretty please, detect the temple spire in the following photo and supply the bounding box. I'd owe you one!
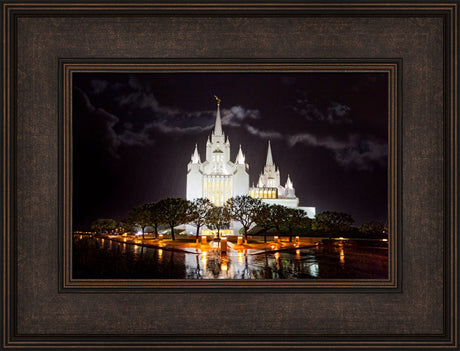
[214,95,223,136]
[266,140,274,166]
[191,144,201,164]
[236,144,245,164]
[285,174,293,189]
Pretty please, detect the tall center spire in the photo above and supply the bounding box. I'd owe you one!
[266,140,274,166]
[213,95,223,136]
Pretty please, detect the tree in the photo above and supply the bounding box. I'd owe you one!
[187,198,213,240]
[253,203,273,243]
[284,208,310,242]
[157,197,189,240]
[115,221,128,235]
[127,204,152,239]
[205,205,231,239]
[270,205,289,237]
[359,221,386,238]
[90,218,117,234]
[228,196,261,243]
[148,202,164,239]
[312,211,354,240]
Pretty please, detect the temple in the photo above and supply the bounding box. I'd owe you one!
[186,98,315,234]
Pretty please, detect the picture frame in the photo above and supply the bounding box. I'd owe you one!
[2,1,457,349]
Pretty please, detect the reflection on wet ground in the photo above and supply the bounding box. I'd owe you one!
[74,237,388,279]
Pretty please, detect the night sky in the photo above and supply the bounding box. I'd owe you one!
[73,73,388,230]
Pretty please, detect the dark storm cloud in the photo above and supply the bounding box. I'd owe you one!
[80,78,262,153]
[90,79,109,94]
[81,76,386,171]
[289,133,387,170]
[292,96,352,124]
[75,87,153,157]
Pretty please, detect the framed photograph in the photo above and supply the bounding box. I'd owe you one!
[69,66,392,282]
[2,1,457,349]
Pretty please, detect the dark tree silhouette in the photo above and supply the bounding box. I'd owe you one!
[253,203,274,243]
[312,211,354,240]
[90,218,117,234]
[284,208,310,242]
[270,205,289,238]
[147,202,164,238]
[359,221,387,238]
[157,197,189,240]
[187,198,213,240]
[127,204,152,239]
[205,205,231,239]
[228,196,261,243]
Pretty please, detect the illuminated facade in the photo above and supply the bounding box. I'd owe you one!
[186,100,249,207]
[186,99,315,234]
[249,141,315,218]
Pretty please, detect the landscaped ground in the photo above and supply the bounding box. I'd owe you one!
[103,233,324,252]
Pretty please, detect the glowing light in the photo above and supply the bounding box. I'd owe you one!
[382,238,388,242]
[274,252,280,260]
[159,234,163,240]
[340,247,345,265]
[137,231,142,236]
[339,237,344,240]
[295,236,300,243]
[237,251,244,264]
[221,261,228,271]
[158,249,163,260]
[202,252,208,265]
[271,245,275,250]
[237,236,243,245]
[296,249,300,256]
[220,236,227,252]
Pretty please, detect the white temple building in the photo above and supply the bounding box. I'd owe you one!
[186,98,315,234]
[186,99,250,207]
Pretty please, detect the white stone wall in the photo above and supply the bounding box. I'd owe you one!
[261,198,316,219]
[232,164,249,197]
[186,166,203,201]
[298,206,316,219]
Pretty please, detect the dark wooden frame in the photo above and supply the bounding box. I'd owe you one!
[2,1,457,349]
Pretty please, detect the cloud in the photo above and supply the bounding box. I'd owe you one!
[245,125,283,139]
[90,79,109,94]
[221,106,260,126]
[79,78,385,171]
[327,102,351,119]
[147,120,214,136]
[74,87,153,157]
[95,77,262,135]
[292,97,352,124]
[289,133,387,170]
[76,82,263,157]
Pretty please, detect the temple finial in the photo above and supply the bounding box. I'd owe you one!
[213,96,223,136]
[266,140,274,166]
